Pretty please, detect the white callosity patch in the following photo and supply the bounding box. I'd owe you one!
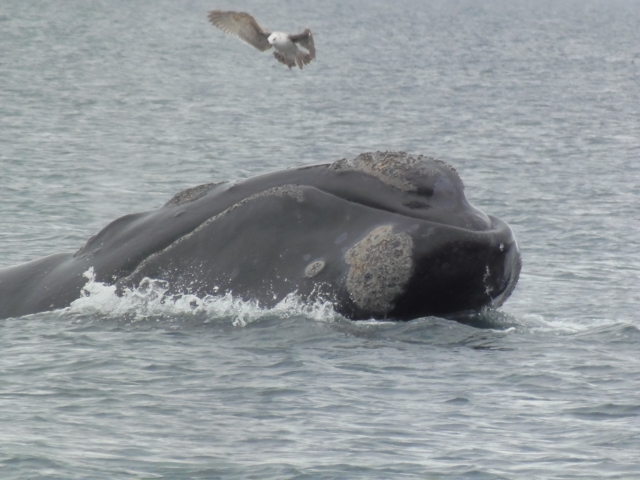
[483,265,494,297]
[304,260,325,278]
[344,225,413,315]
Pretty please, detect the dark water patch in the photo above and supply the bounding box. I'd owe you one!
[445,396,471,405]
[257,387,308,399]
[450,329,517,351]
[448,309,521,330]
[571,323,640,344]
[329,316,481,347]
[566,403,640,420]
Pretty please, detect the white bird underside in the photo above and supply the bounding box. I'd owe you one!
[208,10,315,70]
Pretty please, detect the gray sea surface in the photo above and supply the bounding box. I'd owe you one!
[1,0,639,478]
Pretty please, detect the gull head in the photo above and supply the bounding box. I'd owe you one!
[268,32,287,47]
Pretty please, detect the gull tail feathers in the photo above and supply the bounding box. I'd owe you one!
[273,51,295,69]
[272,50,312,70]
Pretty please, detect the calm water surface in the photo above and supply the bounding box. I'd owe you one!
[1,0,639,478]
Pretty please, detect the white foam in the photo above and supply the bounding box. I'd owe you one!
[68,268,341,326]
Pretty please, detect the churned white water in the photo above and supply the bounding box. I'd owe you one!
[1,0,639,478]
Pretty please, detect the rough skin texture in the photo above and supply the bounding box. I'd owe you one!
[345,225,414,316]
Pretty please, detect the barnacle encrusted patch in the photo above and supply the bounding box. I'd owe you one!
[164,182,225,207]
[344,225,413,315]
[330,151,458,192]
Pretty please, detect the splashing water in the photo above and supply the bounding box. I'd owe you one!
[69,268,341,326]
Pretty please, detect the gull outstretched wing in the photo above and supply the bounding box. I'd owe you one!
[289,29,315,59]
[208,11,272,51]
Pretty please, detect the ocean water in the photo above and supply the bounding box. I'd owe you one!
[1,0,639,478]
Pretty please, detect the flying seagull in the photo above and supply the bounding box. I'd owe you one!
[208,10,315,70]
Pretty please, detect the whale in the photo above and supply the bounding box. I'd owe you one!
[0,152,521,321]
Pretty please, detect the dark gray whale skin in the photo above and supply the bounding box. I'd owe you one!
[0,152,521,321]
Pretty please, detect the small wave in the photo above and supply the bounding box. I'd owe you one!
[565,403,640,420]
[523,313,640,338]
[67,268,340,326]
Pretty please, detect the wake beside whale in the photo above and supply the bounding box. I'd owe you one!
[0,152,521,321]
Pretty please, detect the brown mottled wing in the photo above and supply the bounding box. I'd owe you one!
[208,11,271,51]
[289,29,315,59]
